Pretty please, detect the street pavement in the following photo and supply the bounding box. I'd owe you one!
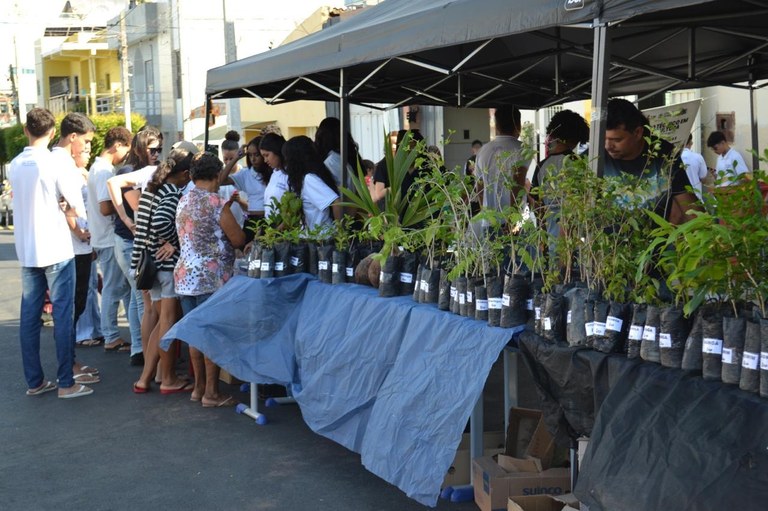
[0,229,515,511]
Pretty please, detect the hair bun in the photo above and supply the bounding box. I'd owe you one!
[225,130,240,142]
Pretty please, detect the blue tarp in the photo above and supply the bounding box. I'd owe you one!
[163,274,523,506]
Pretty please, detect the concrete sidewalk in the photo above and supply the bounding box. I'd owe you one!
[0,230,499,510]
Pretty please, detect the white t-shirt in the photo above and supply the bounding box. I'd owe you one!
[230,167,267,212]
[52,147,91,256]
[715,147,748,187]
[9,146,84,267]
[323,150,354,188]
[474,135,526,226]
[86,156,116,248]
[680,147,708,200]
[130,165,157,192]
[302,173,338,232]
[264,169,289,219]
[218,183,245,226]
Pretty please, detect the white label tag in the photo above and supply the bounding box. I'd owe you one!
[459,293,466,305]
[628,325,643,340]
[502,294,510,307]
[450,286,457,299]
[476,299,489,311]
[642,326,657,342]
[606,316,623,332]
[722,347,734,364]
[594,322,606,336]
[466,291,473,303]
[332,263,339,273]
[702,338,723,355]
[290,256,299,266]
[318,261,329,270]
[420,280,427,292]
[526,299,534,311]
[535,307,541,320]
[489,297,503,310]
[761,352,768,371]
[742,352,759,370]
[659,333,672,348]
[543,317,552,331]
[585,322,594,337]
[567,310,572,324]
[399,272,413,284]
[379,271,384,282]
[275,262,285,271]
[346,267,354,277]
[260,261,270,271]
[249,259,261,270]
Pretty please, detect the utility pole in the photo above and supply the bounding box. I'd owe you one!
[8,64,21,125]
[120,11,132,131]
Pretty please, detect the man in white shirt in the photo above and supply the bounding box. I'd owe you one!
[474,106,529,229]
[706,130,749,187]
[87,127,134,358]
[680,133,710,200]
[9,108,93,399]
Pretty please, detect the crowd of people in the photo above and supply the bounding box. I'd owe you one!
[8,101,752,400]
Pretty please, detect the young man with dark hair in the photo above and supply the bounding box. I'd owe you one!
[86,127,136,359]
[706,130,748,186]
[474,105,529,228]
[681,133,709,200]
[603,98,696,225]
[9,108,93,399]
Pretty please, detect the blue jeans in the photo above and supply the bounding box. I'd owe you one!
[95,246,130,343]
[76,259,103,342]
[20,259,76,389]
[180,293,213,316]
[113,235,144,354]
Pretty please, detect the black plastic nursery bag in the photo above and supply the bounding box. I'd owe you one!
[739,319,761,393]
[701,309,725,381]
[260,247,275,279]
[398,251,418,297]
[626,303,647,359]
[438,270,450,311]
[500,274,529,328]
[721,316,746,385]
[487,275,504,327]
[640,305,661,363]
[659,304,689,368]
[378,255,401,297]
[564,286,589,347]
[273,241,292,278]
[317,244,333,284]
[290,242,309,274]
[331,250,348,285]
[681,310,704,372]
[474,283,489,322]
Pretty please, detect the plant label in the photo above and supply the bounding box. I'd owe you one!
[502,294,510,307]
[702,338,723,355]
[249,259,261,270]
[543,317,552,331]
[722,347,734,365]
[450,286,457,299]
[275,262,285,271]
[260,261,270,271]
[290,256,299,266]
[459,293,466,305]
[642,326,657,342]
[420,281,428,292]
[742,352,759,370]
[526,299,534,311]
[476,299,489,311]
[399,272,413,284]
[585,321,594,337]
[379,271,384,282]
[467,291,473,303]
[659,333,672,348]
[567,310,572,324]
[606,316,623,332]
[332,263,339,273]
[761,352,768,371]
[318,261,329,270]
[346,267,354,277]
[628,325,643,340]
[489,297,503,310]
[594,322,606,336]
[535,307,541,320]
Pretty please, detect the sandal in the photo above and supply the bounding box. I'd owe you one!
[104,340,130,352]
[58,384,93,399]
[73,373,100,385]
[202,395,238,408]
[77,338,104,347]
[26,380,57,396]
[77,365,100,376]
[159,381,194,395]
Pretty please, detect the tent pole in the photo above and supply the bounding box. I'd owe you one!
[340,68,351,190]
[204,94,211,151]
[750,85,759,169]
[588,20,611,178]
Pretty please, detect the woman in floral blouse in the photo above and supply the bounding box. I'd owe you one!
[175,152,245,407]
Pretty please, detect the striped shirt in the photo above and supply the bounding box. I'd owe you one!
[131,183,183,272]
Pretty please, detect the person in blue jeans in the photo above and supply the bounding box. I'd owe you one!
[9,108,93,399]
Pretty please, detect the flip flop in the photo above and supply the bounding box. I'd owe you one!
[133,382,150,394]
[26,380,57,396]
[159,381,194,395]
[202,395,238,408]
[58,384,93,399]
[73,373,100,385]
[104,340,130,352]
[78,365,100,376]
[77,338,104,347]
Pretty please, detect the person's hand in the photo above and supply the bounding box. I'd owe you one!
[76,228,91,242]
[155,242,176,261]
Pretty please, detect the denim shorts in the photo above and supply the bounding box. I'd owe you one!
[149,270,177,302]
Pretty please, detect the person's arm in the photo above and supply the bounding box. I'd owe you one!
[669,191,698,225]
[218,152,241,187]
[152,190,181,260]
[220,203,246,249]
[330,198,343,221]
[369,181,387,202]
[99,200,116,216]
[107,170,143,232]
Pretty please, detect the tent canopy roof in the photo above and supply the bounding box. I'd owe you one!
[207,0,768,108]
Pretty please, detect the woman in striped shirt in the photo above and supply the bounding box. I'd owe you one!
[131,146,195,394]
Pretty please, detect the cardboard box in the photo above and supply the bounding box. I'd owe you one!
[506,408,555,469]
[443,431,506,488]
[507,494,580,511]
[219,369,242,385]
[473,456,570,511]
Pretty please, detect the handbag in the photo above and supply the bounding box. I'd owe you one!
[135,248,157,290]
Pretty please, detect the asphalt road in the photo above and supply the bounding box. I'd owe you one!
[0,229,521,511]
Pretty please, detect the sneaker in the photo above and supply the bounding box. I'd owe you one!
[130,352,145,367]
